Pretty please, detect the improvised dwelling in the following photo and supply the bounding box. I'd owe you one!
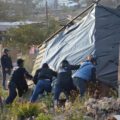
[33,3,120,89]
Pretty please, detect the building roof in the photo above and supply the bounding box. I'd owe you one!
[0,21,39,31]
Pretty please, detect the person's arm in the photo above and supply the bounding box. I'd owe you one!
[70,65,80,70]
[9,57,13,69]
[52,70,57,77]
[1,56,7,69]
[24,69,33,80]
[33,69,41,84]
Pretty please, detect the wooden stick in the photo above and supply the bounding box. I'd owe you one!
[118,44,120,97]
[38,3,95,47]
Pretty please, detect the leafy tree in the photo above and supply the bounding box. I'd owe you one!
[4,18,60,53]
[0,0,35,21]
[0,1,9,20]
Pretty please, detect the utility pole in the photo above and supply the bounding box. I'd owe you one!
[45,0,49,28]
[118,43,120,97]
[54,0,58,9]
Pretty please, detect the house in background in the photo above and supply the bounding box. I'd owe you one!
[33,0,58,9]
[79,0,87,7]
[0,21,39,42]
[33,0,80,9]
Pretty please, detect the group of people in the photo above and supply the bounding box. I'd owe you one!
[0,48,97,107]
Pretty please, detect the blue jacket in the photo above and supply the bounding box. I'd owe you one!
[72,61,96,81]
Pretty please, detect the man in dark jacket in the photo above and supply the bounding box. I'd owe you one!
[1,48,13,90]
[5,59,33,104]
[30,63,57,103]
[54,60,80,106]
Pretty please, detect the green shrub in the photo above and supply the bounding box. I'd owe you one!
[17,103,40,119]
[35,113,52,120]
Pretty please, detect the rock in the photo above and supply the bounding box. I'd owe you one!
[84,97,120,119]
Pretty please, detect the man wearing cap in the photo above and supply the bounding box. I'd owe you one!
[1,48,13,90]
[72,55,97,98]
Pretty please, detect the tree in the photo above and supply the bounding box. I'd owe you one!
[4,18,60,53]
[0,1,9,20]
[15,0,34,17]
[0,0,35,21]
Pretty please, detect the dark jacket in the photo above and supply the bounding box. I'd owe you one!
[33,68,57,84]
[1,54,13,70]
[10,67,33,96]
[56,65,80,90]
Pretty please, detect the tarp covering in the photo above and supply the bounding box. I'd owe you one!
[41,5,120,88]
[95,5,120,87]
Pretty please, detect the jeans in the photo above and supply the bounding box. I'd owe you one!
[73,77,86,97]
[6,82,17,104]
[54,84,70,101]
[30,80,52,102]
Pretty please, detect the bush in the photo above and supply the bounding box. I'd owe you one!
[4,18,60,54]
[16,102,48,119]
[65,110,84,120]
[41,94,53,109]
[17,103,40,119]
[35,113,52,120]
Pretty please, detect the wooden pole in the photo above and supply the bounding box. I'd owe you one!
[45,0,49,28]
[118,44,120,97]
[41,3,95,45]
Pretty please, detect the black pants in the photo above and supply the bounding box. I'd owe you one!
[2,69,11,88]
[5,82,27,104]
[54,84,72,101]
[5,82,17,104]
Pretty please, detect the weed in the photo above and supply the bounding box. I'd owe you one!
[35,113,52,120]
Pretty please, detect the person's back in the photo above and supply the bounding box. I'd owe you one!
[57,60,79,90]
[73,61,95,81]
[38,67,56,81]
[11,67,28,91]
[33,64,57,84]
[57,65,74,89]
